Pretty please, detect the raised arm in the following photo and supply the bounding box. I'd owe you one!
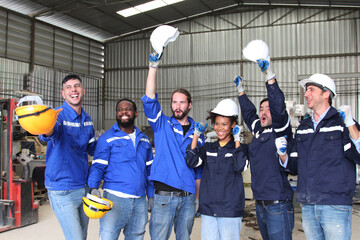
[145,53,161,99]
[191,122,208,149]
[338,105,360,141]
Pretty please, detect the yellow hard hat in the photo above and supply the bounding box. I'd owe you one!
[82,193,113,219]
[15,96,62,135]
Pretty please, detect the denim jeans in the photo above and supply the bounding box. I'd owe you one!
[302,204,352,240]
[149,193,196,240]
[201,214,242,240]
[47,187,89,240]
[255,201,294,240]
[100,191,148,240]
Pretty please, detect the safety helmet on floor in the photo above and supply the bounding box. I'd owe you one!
[299,73,336,98]
[82,193,113,219]
[211,99,239,117]
[15,96,62,135]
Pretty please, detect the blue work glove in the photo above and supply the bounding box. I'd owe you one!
[90,188,101,198]
[233,76,245,93]
[275,137,287,156]
[338,105,355,127]
[256,58,276,81]
[149,52,161,68]
[194,122,208,137]
[148,197,154,213]
[233,125,241,142]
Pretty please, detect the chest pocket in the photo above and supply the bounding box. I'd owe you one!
[138,140,151,160]
[255,131,272,143]
[319,130,342,147]
[65,124,92,150]
[111,140,132,163]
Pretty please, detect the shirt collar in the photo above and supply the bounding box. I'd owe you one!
[112,123,140,136]
[62,101,83,120]
[311,106,331,125]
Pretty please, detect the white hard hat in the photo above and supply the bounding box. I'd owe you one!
[299,73,336,98]
[211,99,239,117]
[150,25,179,57]
[243,40,270,63]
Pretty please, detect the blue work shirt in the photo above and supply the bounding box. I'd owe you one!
[88,123,154,198]
[142,93,204,194]
[238,81,294,201]
[39,101,96,191]
[286,106,360,205]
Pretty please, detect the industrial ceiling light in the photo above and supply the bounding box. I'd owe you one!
[117,0,184,17]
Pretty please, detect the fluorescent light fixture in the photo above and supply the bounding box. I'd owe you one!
[136,1,166,12]
[117,8,141,17]
[117,0,184,17]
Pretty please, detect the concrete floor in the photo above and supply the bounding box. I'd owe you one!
[2,200,360,240]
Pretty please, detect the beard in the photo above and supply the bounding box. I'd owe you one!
[116,116,135,128]
[172,108,191,120]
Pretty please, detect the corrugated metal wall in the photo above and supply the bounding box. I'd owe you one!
[104,7,360,130]
[0,8,104,130]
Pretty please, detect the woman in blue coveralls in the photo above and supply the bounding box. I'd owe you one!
[185,98,249,240]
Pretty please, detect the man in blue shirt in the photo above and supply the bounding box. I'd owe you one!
[39,74,96,240]
[277,74,360,240]
[142,53,204,240]
[87,98,154,240]
[234,59,294,240]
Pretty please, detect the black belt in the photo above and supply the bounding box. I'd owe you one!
[256,200,288,206]
[155,190,191,197]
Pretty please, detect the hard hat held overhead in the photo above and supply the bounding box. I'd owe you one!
[211,99,239,117]
[150,25,179,57]
[243,40,270,63]
[299,73,337,98]
[82,193,113,219]
[15,96,62,135]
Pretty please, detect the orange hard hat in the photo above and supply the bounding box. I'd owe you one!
[15,96,62,135]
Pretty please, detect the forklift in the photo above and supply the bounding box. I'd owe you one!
[0,99,39,232]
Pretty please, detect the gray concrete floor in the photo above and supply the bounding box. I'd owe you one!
[2,200,360,239]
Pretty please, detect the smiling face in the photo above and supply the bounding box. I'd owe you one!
[62,78,85,108]
[214,115,236,143]
[171,92,192,120]
[259,100,272,128]
[116,100,137,129]
[304,85,330,111]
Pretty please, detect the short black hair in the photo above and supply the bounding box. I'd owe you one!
[116,98,137,112]
[62,74,82,85]
[260,98,268,107]
[206,111,238,125]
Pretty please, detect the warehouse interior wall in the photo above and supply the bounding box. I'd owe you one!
[0,8,104,130]
[0,6,359,132]
[104,6,360,131]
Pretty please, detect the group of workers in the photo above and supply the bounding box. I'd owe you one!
[38,47,360,240]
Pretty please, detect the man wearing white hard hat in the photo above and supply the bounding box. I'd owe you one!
[142,27,205,239]
[277,73,360,240]
[233,58,294,240]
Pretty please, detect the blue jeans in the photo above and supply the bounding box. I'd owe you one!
[256,201,294,240]
[201,214,242,240]
[100,192,148,240]
[302,204,352,240]
[149,193,196,240]
[47,187,89,240]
